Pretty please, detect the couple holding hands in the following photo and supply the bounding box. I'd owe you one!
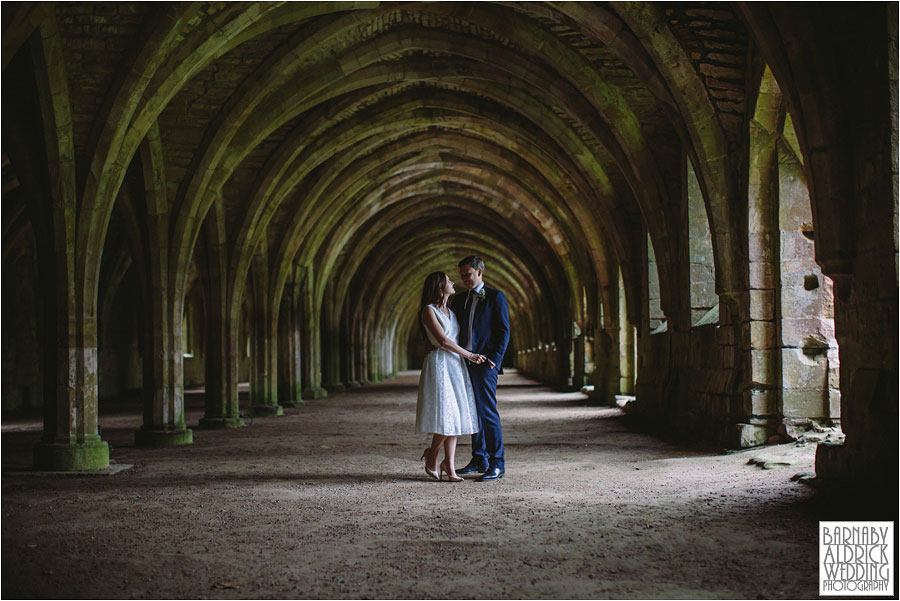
[415,255,510,482]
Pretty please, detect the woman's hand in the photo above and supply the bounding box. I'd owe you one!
[468,353,486,364]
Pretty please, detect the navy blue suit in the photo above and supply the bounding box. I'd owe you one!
[450,286,510,469]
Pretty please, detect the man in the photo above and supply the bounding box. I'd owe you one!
[450,255,510,481]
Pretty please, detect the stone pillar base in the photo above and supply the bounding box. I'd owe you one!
[33,439,110,471]
[323,382,346,393]
[135,427,193,447]
[197,416,245,429]
[815,442,850,481]
[344,381,362,389]
[735,423,770,448]
[243,404,284,417]
[302,387,328,399]
[280,399,304,408]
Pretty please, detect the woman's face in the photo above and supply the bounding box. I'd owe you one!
[443,277,455,295]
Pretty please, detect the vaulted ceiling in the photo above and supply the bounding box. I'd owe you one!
[3,2,757,354]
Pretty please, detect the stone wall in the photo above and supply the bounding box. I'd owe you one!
[634,319,742,445]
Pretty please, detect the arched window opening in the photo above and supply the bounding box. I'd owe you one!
[182,283,206,389]
[746,66,841,441]
[618,267,636,395]
[184,300,195,358]
[581,286,595,389]
[687,158,717,326]
[97,226,141,403]
[647,233,666,334]
[778,114,841,425]
[239,295,251,384]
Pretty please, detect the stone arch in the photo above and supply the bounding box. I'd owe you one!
[740,3,896,481]
[3,17,110,469]
[164,7,677,323]
[325,197,564,385]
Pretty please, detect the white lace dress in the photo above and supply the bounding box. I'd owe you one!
[416,305,480,435]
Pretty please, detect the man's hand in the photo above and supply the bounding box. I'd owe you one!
[424,343,436,354]
[487,359,496,370]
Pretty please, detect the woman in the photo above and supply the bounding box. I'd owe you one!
[416,271,485,481]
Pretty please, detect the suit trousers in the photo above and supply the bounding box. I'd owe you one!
[466,362,504,468]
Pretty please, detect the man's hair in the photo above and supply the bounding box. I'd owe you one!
[458,255,485,272]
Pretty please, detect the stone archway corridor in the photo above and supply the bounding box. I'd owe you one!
[1,371,854,600]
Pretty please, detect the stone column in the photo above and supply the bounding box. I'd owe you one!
[300,267,327,398]
[572,320,585,390]
[33,307,110,470]
[741,114,781,446]
[321,284,345,392]
[245,251,283,417]
[197,234,243,429]
[135,312,193,447]
[134,130,192,447]
[618,268,635,395]
[366,330,382,383]
[11,28,110,470]
[277,272,303,407]
[343,301,362,388]
[590,283,620,404]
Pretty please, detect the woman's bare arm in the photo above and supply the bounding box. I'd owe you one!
[421,306,484,362]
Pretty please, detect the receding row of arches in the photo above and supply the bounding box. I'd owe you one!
[1,3,895,491]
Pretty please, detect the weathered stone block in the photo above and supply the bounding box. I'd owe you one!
[781,316,835,348]
[782,389,827,419]
[706,52,743,65]
[782,348,827,389]
[699,62,743,80]
[780,285,827,318]
[780,232,816,263]
[749,289,775,320]
[744,387,777,415]
[750,320,776,349]
[748,233,776,262]
[736,423,769,447]
[828,388,842,419]
[750,349,778,382]
[778,174,812,226]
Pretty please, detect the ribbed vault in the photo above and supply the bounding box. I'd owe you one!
[2,2,896,491]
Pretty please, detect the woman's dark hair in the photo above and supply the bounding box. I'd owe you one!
[419,271,448,341]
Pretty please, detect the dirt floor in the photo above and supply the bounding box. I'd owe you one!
[0,370,887,599]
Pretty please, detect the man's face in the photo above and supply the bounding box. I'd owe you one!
[459,265,483,290]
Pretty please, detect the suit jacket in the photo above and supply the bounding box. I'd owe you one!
[450,286,510,374]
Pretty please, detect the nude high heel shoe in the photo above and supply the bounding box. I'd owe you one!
[440,459,463,482]
[421,447,439,481]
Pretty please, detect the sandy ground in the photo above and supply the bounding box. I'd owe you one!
[0,370,885,599]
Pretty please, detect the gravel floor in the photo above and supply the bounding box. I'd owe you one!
[0,370,877,599]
